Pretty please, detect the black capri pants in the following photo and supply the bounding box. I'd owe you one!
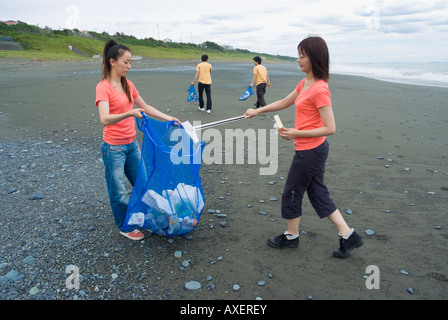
[281,139,337,219]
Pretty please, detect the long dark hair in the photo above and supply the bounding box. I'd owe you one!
[102,39,132,102]
[298,36,330,82]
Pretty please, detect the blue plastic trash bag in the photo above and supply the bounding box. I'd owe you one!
[123,114,205,237]
[187,84,198,102]
[238,86,254,101]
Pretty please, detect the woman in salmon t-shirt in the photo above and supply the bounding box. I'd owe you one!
[96,40,180,241]
[244,36,363,258]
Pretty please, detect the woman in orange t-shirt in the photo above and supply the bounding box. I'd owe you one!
[96,40,179,241]
[245,36,363,258]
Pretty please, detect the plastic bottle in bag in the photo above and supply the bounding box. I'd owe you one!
[156,214,170,235]
[181,217,198,228]
[144,212,159,231]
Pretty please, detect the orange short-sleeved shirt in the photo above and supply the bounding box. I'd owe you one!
[95,79,139,145]
[294,79,331,151]
[253,64,268,85]
[196,61,212,84]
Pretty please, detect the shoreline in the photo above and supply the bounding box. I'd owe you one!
[330,61,448,89]
[2,57,448,90]
[0,58,447,300]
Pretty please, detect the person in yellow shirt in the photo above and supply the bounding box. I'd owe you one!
[191,55,213,113]
[250,56,271,108]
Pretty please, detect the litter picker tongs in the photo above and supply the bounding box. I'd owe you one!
[182,115,245,143]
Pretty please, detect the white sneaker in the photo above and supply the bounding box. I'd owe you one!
[206,110,211,114]
[198,107,204,111]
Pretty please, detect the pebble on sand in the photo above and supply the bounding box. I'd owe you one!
[29,287,39,295]
[30,191,43,200]
[185,281,201,290]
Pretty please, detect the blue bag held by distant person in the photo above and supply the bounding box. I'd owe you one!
[187,84,198,102]
[123,114,205,237]
[238,86,254,101]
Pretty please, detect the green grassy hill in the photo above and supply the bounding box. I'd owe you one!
[0,21,294,62]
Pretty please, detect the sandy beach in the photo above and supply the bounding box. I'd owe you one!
[0,57,447,303]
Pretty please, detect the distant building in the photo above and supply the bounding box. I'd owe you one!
[2,20,18,26]
[163,38,172,43]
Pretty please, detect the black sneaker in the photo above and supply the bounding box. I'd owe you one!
[333,231,364,258]
[267,233,299,249]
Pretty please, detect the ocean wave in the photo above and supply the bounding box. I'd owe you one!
[331,62,448,88]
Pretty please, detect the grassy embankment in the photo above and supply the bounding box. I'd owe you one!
[0,21,294,62]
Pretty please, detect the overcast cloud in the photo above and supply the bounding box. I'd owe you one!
[1,0,447,63]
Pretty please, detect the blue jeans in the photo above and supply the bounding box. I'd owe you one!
[101,139,141,232]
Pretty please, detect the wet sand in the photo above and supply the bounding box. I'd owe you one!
[0,57,447,302]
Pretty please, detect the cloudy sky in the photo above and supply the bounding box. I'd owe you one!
[1,0,447,63]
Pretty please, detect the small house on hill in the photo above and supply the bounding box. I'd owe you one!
[2,20,18,26]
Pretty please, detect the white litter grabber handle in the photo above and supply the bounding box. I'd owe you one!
[193,115,245,130]
[182,115,246,143]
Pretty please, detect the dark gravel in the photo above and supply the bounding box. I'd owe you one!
[0,129,260,301]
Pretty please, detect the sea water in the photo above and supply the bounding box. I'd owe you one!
[331,61,448,88]
[79,60,448,89]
